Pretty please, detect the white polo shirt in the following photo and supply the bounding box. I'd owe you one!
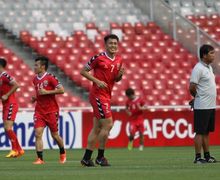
[190,61,216,109]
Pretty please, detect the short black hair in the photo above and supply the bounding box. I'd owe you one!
[125,88,135,97]
[0,58,7,68]
[104,34,119,43]
[199,44,214,59]
[35,56,49,70]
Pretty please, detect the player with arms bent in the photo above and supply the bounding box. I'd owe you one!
[0,58,24,158]
[80,34,124,167]
[125,88,145,151]
[32,56,66,164]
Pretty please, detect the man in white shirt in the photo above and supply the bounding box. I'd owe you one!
[189,44,217,164]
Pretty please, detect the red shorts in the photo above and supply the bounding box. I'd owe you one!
[89,96,112,119]
[129,119,145,135]
[3,103,18,121]
[34,112,59,132]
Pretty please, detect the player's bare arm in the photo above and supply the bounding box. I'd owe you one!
[1,80,19,101]
[189,83,197,97]
[115,67,125,82]
[80,67,108,89]
[38,85,64,95]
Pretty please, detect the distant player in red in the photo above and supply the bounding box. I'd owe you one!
[32,56,66,165]
[125,88,145,151]
[0,58,24,158]
[80,34,124,167]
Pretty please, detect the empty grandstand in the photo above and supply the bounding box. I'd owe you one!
[0,0,207,107]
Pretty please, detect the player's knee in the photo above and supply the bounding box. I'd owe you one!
[51,132,60,140]
[93,127,101,135]
[87,137,94,146]
[101,125,112,133]
[106,121,113,131]
[109,122,113,130]
[35,131,43,139]
[4,121,13,131]
[103,126,112,136]
[100,130,109,139]
[4,124,12,131]
[100,118,113,130]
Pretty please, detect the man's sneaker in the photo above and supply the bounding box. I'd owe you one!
[95,157,111,166]
[59,152,67,164]
[17,149,25,157]
[139,145,144,151]
[5,150,19,158]
[206,156,217,163]
[81,159,95,167]
[33,158,45,165]
[193,158,207,164]
[128,141,133,151]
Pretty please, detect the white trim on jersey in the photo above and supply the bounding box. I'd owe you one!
[132,96,139,102]
[37,72,47,80]
[104,52,115,61]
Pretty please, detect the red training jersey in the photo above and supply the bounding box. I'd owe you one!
[33,72,61,114]
[126,96,145,121]
[0,72,17,105]
[85,52,122,99]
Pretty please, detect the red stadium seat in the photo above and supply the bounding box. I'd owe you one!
[135,22,145,34]
[46,48,57,63]
[110,22,121,29]
[20,31,31,44]
[57,48,70,56]
[86,22,97,29]
[36,42,48,55]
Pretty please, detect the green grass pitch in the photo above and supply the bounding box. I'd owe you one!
[0,146,220,180]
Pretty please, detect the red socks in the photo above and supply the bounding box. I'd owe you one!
[6,130,22,151]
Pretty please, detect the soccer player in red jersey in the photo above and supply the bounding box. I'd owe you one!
[32,56,66,165]
[125,88,145,151]
[0,58,24,158]
[80,34,124,167]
